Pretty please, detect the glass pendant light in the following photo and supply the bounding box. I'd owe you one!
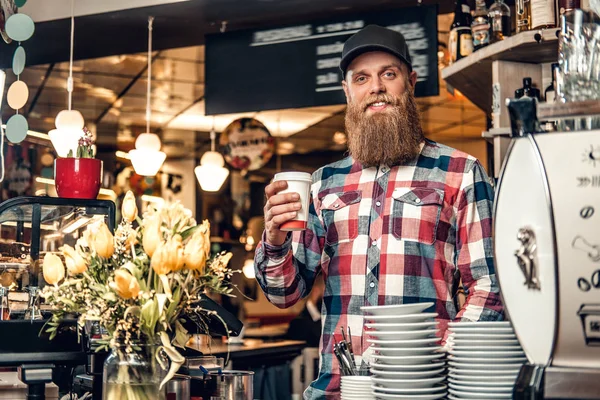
[194,119,229,192]
[129,16,166,177]
[49,0,84,157]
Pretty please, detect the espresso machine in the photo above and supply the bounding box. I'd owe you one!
[494,98,600,399]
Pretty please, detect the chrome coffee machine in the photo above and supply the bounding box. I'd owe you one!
[495,99,600,399]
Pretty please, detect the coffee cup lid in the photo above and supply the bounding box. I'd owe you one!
[274,171,312,182]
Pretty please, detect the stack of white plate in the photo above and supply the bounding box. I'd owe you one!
[446,321,526,399]
[341,375,374,400]
[362,302,447,400]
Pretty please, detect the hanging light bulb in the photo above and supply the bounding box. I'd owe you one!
[49,0,84,157]
[195,125,229,192]
[128,16,166,177]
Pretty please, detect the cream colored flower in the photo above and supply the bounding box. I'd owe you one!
[151,241,170,275]
[110,269,140,299]
[43,254,65,285]
[62,244,87,275]
[184,230,207,272]
[86,222,114,259]
[121,190,138,223]
[143,217,162,258]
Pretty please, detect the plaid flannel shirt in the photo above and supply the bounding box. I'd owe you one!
[254,139,504,399]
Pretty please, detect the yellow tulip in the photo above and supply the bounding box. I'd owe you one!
[121,190,138,223]
[166,235,185,272]
[200,220,211,256]
[110,269,140,299]
[86,222,114,259]
[184,230,207,272]
[62,244,87,275]
[43,254,65,285]
[151,235,185,275]
[143,217,162,258]
[151,241,171,275]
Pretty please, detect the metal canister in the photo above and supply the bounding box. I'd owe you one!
[166,375,191,400]
[209,371,254,400]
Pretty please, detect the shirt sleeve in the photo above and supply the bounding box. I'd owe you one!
[454,160,504,323]
[253,185,326,309]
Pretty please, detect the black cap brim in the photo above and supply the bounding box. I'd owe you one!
[339,44,412,76]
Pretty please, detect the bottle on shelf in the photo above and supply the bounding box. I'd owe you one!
[515,77,542,100]
[545,63,560,102]
[449,0,474,63]
[472,0,491,50]
[531,0,557,29]
[0,287,9,321]
[516,0,532,33]
[489,0,512,43]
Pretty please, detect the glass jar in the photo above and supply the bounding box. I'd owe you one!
[102,341,167,400]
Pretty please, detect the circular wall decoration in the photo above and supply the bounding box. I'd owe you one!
[0,0,18,44]
[219,117,275,171]
[12,45,25,74]
[7,80,28,110]
[5,113,28,143]
[5,12,34,42]
[14,0,26,7]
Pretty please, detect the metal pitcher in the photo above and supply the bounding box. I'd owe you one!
[209,371,254,400]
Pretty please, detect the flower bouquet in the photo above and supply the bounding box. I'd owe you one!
[41,191,236,399]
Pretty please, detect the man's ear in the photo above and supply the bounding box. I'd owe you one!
[342,80,350,103]
[409,70,418,90]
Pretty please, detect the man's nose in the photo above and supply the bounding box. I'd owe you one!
[369,77,386,95]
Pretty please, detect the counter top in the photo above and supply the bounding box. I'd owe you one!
[187,338,306,361]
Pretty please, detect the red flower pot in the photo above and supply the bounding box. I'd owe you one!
[54,158,103,199]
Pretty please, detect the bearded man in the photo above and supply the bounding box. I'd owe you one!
[254,25,504,399]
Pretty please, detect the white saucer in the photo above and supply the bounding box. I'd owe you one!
[448,388,511,398]
[449,350,525,358]
[448,362,524,370]
[370,361,445,371]
[448,327,515,334]
[367,337,441,348]
[370,367,445,379]
[373,353,444,365]
[374,393,446,400]
[371,383,447,393]
[448,367,520,376]
[372,346,443,356]
[448,356,527,364]
[372,376,445,389]
[361,302,434,315]
[448,339,520,346]
[449,382,513,393]
[364,313,438,323]
[448,321,512,328]
[448,333,517,340]
[448,377,516,386]
[365,322,438,332]
[449,345,523,352]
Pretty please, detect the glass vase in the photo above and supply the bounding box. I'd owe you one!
[102,341,167,400]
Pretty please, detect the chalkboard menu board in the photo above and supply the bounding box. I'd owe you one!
[205,5,438,115]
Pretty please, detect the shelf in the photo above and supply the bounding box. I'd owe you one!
[442,29,560,113]
[537,100,600,120]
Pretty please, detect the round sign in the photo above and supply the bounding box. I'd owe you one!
[6,12,34,42]
[5,113,28,143]
[15,0,27,7]
[12,45,25,74]
[219,118,275,171]
[0,0,18,44]
[7,80,28,110]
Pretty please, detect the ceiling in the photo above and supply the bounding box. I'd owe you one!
[0,2,485,160]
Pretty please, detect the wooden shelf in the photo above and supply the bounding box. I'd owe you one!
[538,100,600,120]
[442,29,560,112]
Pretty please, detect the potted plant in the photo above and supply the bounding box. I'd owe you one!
[41,192,237,399]
[54,127,103,199]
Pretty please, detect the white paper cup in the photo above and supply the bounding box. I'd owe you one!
[273,171,311,231]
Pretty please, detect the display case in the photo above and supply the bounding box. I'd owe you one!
[0,196,115,319]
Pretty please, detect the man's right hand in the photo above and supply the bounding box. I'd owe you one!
[264,180,302,246]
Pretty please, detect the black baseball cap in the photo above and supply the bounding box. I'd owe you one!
[339,25,412,77]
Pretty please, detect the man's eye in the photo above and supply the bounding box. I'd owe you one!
[355,76,366,83]
[384,72,396,78]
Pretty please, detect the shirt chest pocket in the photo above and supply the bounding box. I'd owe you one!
[320,190,362,244]
[390,187,444,245]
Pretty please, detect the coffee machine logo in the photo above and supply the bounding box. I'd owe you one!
[578,304,600,346]
[582,145,600,167]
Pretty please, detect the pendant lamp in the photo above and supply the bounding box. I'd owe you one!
[194,124,229,192]
[129,16,166,177]
[49,0,84,157]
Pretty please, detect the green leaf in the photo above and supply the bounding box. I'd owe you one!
[180,225,199,241]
